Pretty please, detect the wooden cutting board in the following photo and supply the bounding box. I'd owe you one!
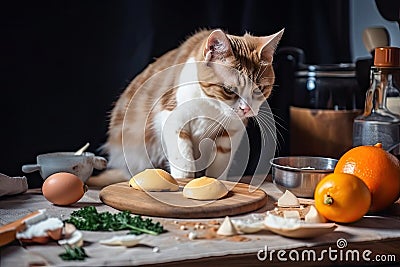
[100,179,268,218]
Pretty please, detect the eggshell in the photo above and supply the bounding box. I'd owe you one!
[42,172,85,206]
[46,227,63,240]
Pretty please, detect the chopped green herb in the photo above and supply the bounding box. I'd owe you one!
[64,206,164,235]
[59,246,88,261]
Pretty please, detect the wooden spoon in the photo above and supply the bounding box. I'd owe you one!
[362,27,390,54]
[0,211,42,246]
[74,142,90,155]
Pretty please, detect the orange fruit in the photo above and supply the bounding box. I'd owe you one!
[314,173,371,223]
[334,143,400,212]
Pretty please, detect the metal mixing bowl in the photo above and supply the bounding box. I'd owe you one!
[270,156,338,198]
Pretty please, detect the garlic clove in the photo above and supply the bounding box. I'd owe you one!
[99,235,142,247]
[58,230,83,248]
[283,210,300,220]
[277,190,300,207]
[63,223,77,239]
[305,205,327,223]
[217,216,238,236]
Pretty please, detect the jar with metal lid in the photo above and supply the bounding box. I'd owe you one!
[293,63,363,110]
[290,63,363,158]
[275,47,364,158]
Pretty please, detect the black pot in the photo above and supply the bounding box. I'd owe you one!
[275,47,363,110]
[294,63,362,110]
[272,47,364,158]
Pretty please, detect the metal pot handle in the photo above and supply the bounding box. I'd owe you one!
[22,164,41,173]
[92,156,107,170]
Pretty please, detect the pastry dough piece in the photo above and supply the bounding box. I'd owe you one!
[182,177,228,200]
[129,169,179,192]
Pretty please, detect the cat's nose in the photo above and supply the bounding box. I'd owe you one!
[238,99,251,115]
[240,105,251,114]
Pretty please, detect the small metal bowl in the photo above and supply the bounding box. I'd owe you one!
[270,156,338,198]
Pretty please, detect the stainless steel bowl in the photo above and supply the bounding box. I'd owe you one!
[270,156,338,198]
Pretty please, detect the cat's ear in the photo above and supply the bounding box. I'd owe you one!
[258,29,284,63]
[203,29,234,62]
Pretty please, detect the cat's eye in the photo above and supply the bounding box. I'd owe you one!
[223,86,236,95]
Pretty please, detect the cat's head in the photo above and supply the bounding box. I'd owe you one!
[198,29,283,119]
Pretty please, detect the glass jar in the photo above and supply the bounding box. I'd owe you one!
[353,47,400,154]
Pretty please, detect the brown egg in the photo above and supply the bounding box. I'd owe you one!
[42,172,86,206]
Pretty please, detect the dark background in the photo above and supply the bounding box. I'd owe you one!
[0,0,357,188]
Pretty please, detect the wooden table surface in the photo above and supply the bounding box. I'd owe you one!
[1,175,399,267]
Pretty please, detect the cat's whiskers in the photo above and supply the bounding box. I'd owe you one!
[199,113,227,140]
[251,116,268,145]
[255,64,267,82]
[254,66,261,82]
[259,75,275,83]
[258,108,286,132]
[214,114,232,139]
[255,118,278,148]
[254,110,279,147]
[255,65,269,82]
[256,108,286,151]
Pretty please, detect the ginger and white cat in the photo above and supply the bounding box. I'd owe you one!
[89,29,283,186]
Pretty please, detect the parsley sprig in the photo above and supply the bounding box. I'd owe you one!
[59,246,88,261]
[65,206,164,235]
